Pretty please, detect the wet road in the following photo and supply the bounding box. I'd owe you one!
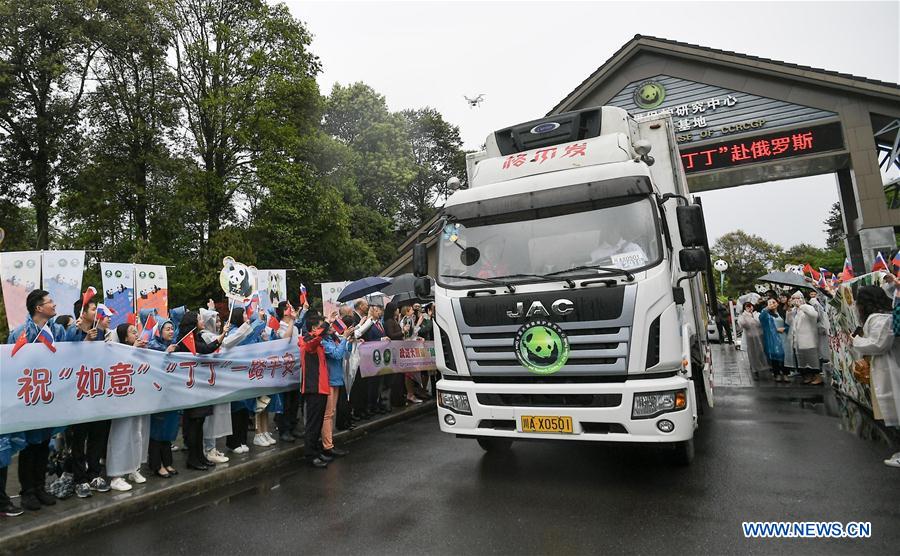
[43,346,900,555]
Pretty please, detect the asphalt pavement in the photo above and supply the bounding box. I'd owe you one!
[29,346,900,555]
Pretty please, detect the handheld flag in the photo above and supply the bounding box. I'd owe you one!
[332,318,346,334]
[802,264,820,281]
[299,284,308,306]
[246,292,260,320]
[80,286,97,315]
[96,303,117,321]
[267,315,280,331]
[11,331,27,357]
[892,251,900,272]
[127,313,137,326]
[36,324,56,353]
[871,252,889,272]
[181,331,197,355]
[140,313,158,342]
[840,258,854,282]
[819,268,830,279]
[817,273,827,289]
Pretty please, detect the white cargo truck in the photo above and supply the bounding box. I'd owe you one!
[411,106,716,464]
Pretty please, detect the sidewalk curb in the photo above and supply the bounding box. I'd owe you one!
[0,401,436,555]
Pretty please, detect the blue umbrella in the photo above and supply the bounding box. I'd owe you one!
[337,276,392,302]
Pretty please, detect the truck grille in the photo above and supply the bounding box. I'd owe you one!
[476,393,622,408]
[452,285,637,378]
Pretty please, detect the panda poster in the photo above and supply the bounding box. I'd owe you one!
[101,262,135,328]
[258,269,287,314]
[0,251,42,330]
[320,281,351,317]
[135,264,168,318]
[218,257,258,302]
[41,250,85,323]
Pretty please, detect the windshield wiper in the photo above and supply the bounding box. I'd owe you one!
[491,272,576,289]
[439,273,517,293]
[542,264,634,282]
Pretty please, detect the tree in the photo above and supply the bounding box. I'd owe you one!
[775,243,845,275]
[0,0,101,248]
[400,107,464,231]
[711,230,782,298]
[824,201,845,250]
[168,0,321,244]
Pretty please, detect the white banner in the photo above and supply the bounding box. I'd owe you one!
[258,269,287,314]
[0,338,300,435]
[135,264,168,318]
[101,263,136,328]
[0,251,42,331]
[42,250,85,320]
[321,281,351,317]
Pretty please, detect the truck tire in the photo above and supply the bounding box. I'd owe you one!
[667,438,694,466]
[477,437,513,453]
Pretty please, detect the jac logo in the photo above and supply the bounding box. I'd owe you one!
[506,299,575,319]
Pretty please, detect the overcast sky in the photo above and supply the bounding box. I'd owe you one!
[286,0,899,249]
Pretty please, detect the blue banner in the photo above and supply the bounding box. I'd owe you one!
[0,338,300,435]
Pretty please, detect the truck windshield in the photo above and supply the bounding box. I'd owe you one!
[438,196,662,288]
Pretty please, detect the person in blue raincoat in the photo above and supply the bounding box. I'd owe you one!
[4,289,69,513]
[146,318,180,478]
[759,298,788,382]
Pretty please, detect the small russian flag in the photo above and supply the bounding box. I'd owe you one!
[37,323,56,353]
[817,273,827,288]
[332,318,346,334]
[96,303,117,321]
[892,251,900,271]
[840,258,854,282]
[299,284,308,306]
[871,252,889,273]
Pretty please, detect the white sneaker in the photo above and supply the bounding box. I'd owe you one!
[253,433,271,447]
[109,477,132,491]
[206,449,229,463]
[128,471,146,484]
[239,445,250,453]
[230,445,247,454]
[884,455,900,468]
[264,432,276,444]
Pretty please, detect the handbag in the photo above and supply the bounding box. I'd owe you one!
[852,357,871,383]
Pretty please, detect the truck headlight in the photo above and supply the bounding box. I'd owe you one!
[632,389,687,419]
[438,390,472,415]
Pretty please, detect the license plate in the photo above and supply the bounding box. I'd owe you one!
[521,415,573,434]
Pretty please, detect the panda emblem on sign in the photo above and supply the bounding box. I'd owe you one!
[219,257,259,300]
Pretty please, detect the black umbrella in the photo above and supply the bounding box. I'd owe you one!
[381,273,433,305]
[336,276,392,302]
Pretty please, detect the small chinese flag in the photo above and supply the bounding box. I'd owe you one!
[11,331,27,357]
[267,315,280,331]
[81,286,97,314]
[182,332,197,355]
[127,313,137,326]
[802,264,820,281]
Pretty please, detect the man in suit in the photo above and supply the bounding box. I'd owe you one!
[361,305,389,414]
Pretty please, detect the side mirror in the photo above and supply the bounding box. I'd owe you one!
[676,205,706,247]
[679,248,708,273]
[414,276,432,299]
[413,243,428,277]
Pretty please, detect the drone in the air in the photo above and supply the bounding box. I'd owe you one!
[464,94,486,108]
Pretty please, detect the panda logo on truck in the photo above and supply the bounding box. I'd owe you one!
[513,319,570,375]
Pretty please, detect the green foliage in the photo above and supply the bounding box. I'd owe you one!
[711,230,782,299]
[824,202,845,250]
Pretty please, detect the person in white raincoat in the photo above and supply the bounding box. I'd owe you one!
[200,308,233,464]
[786,291,822,385]
[851,285,900,468]
[105,323,152,491]
[736,302,770,379]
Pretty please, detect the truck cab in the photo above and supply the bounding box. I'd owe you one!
[415,106,715,464]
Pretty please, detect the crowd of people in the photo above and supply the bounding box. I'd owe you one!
[0,288,436,517]
[724,275,900,467]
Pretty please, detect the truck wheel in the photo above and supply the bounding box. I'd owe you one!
[667,438,694,466]
[477,437,513,453]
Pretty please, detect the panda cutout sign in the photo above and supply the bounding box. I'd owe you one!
[219,257,259,301]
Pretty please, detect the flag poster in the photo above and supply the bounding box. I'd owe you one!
[135,264,168,318]
[320,281,351,317]
[101,262,135,328]
[0,251,42,330]
[258,270,287,314]
[41,250,85,322]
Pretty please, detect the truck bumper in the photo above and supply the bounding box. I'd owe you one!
[436,375,696,443]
